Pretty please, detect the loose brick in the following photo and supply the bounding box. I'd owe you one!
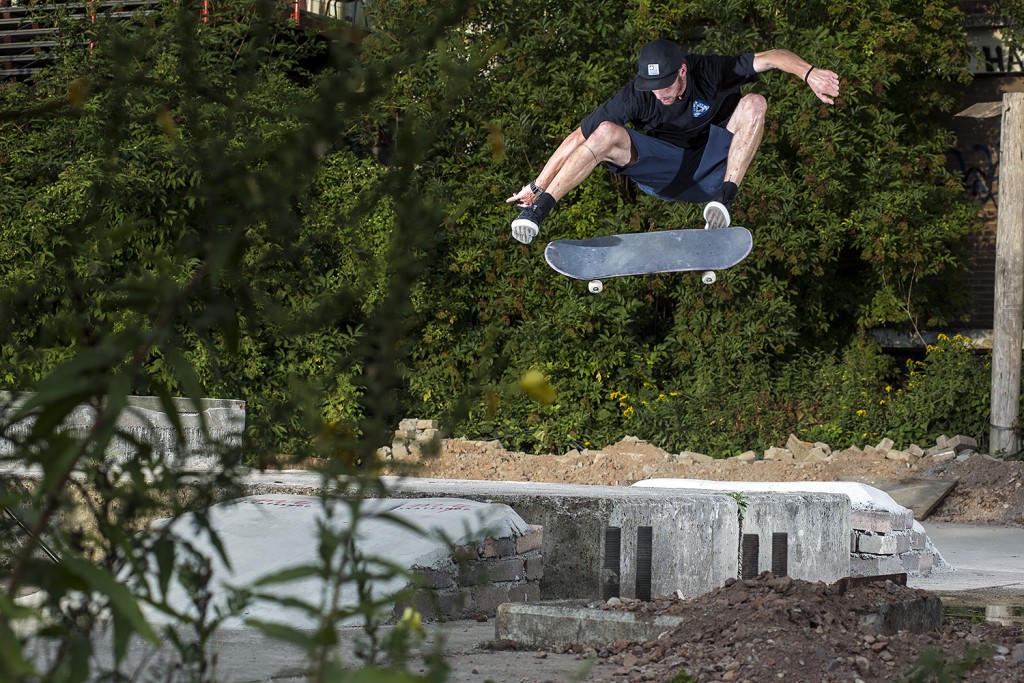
[480,537,516,558]
[471,585,511,614]
[850,554,904,577]
[525,555,544,581]
[851,509,913,533]
[508,583,540,603]
[515,525,544,553]
[460,558,525,586]
[410,566,457,590]
[857,533,911,555]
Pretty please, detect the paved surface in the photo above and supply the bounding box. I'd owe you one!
[109,521,1023,683]
[910,521,1024,602]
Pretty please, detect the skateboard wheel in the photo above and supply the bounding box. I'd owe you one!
[588,280,603,294]
[701,271,717,285]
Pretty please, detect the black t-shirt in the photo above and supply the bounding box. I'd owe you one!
[580,52,759,150]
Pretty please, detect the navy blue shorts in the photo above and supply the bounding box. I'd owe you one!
[608,125,733,203]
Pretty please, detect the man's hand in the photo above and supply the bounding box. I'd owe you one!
[507,184,537,207]
[806,67,840,105]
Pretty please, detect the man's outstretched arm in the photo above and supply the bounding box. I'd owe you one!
[752,49,840,105]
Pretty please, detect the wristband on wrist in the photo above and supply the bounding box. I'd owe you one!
[530,181,545,195]
[804,66,815,83]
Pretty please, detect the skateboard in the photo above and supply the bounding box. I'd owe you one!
[544,227,752,292]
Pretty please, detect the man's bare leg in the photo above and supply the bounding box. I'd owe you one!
[511,122,636,243]
[704,93,767,228]
[545,122,636,201]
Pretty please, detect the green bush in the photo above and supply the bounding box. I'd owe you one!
[377,0,990,453]
[2,0,1017,458]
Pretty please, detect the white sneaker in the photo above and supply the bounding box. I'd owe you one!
[511,205,543,244]
[703,201,731,229]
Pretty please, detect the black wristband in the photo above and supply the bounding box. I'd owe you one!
[804,66,814,83]
[530,181,545,195]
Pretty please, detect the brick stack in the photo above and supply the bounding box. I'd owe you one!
[388,418,442,461]
[394,524,544,621]
[850,508,946,577]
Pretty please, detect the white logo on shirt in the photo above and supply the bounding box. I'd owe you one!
[647,64,660,76]
[693,99,710,117]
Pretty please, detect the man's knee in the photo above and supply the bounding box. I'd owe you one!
[588,121,630,149]
[734,94,767,125]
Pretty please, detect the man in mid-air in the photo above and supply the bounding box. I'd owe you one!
[507,38,840,243]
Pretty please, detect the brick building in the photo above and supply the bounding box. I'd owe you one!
[948,1,1024,329]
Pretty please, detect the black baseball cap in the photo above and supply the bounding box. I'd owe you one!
[634,39,683,91]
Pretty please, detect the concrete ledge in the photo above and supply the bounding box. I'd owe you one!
[496,592,942,648]
[243,475,855,600]
[379,478,742,601]
[635,479,947,578]
[0,393,245,470]
[496,601,688,647]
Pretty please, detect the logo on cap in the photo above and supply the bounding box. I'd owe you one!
[647,64,661,76]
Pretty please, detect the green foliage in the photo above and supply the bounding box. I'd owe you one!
[903,644,993,682]
[374,0,991,453]
[0,0,1011,457]
[614,336,991,455]
[0,0,473,679]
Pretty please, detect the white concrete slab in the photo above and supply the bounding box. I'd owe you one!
[148,494,529,628]
[633,478,901,512]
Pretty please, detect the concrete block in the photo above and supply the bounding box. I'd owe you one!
[851,509,913,533]
[737,491,851,583]
[497,602,689,648]
[398,418,418,431]
[857,594,942,636]
[764,447,793,461]
[382,478,740,601]
[416,419,440,430]
[0,392,245,471]
[876,437,895,453]
[857,533,911,555]
[850,554,905,577]
[946,435,978,453]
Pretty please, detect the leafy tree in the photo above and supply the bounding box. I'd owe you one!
[359,0,987,452]
[1,0,473,678]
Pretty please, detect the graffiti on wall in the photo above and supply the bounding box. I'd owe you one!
[948,143,999,204]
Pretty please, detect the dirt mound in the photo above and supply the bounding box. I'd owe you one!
[581,574,1024,682]
[400,435,1024,681]
[403,437,1024,525]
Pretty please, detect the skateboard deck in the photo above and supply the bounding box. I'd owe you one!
[544,227,752,281]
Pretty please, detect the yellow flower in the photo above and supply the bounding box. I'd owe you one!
[885,385,892,393]
[937,333,950,341]
[856,409,866,416]
[623,406,635,418]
